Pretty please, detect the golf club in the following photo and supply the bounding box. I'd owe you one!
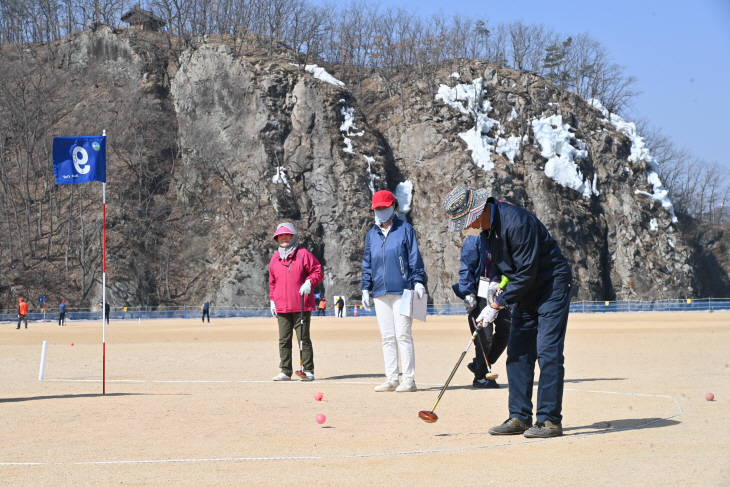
[419,325,482,423]
[295,293,306,378]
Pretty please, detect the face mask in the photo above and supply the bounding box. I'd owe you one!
[374,206,395,225]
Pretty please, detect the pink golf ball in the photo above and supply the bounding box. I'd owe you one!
[314,392,323,401]
[706,393,714,401]
[316,414,326,425]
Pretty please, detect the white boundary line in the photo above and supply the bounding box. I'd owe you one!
[2,383,682,466]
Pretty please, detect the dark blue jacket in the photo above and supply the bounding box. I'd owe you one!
[203,302,209,311]
[452,233,502,300]
[361,216,425,298]
[487,198,572,308]
[59,302,66,313]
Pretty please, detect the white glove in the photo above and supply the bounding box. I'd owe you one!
[270,300,277,317]
[414,282,425,299]
[486,281,502,306]
[464,294,477,312]
[476,304,499,325]
[299,280,312,296]
[362,290,371,312]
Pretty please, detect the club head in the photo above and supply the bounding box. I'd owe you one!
[294,370,306,377]
[419,410,438,423]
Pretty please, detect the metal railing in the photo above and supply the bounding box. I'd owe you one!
[2,298,728,323]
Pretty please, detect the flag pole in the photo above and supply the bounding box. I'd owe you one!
[102,129,106,395]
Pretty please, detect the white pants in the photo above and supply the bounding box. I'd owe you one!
[374,294,415,382]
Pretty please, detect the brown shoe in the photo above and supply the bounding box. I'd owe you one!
[523,420,563,438]
[488,417,532,435]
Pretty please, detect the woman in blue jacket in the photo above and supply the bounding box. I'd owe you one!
[361,190,425,393]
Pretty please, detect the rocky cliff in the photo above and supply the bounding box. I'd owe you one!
[2,28,727,309]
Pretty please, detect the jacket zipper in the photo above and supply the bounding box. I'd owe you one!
[381,230,388,292]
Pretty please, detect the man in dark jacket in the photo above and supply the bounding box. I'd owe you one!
[444,186,572,438]
[202,302,210,323]
[452,232,511,389]
[59,300,67,326]
[335,297,344,318]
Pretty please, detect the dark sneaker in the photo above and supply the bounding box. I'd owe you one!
[488,417,532,435]
[473,378,500,389]
[523,420,563,438]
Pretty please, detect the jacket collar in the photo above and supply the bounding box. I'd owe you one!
[374,215,401,235]
[277,246,299,261]
[485,198,502,239]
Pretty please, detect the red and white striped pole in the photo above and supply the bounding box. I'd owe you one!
[102,129,106,395]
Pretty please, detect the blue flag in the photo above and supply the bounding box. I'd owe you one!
[53,136,106,184]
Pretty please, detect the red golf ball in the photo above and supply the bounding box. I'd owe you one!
[706,393,714,401]
[71,343,74,346]
[314,392,323,401]
[316,414,326,424]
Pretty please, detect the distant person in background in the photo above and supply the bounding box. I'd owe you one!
[361,190,426,393]
[105,303,111,325]
[269,222,323,382]
[59,299,67,326]
[17,297,28,330]
[335,297,344,318]
[317,297,327,318]
[202,302,210,323]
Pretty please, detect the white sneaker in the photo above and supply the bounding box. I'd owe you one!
[301,372,314,381]
[396,379,417,392]
[374,380,399,392]
[273,372,291,381]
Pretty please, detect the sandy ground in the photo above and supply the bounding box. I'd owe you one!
[1,312,728,486]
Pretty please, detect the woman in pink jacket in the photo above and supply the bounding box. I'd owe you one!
[269,222,324,381]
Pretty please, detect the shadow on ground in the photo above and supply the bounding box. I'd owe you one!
[421,384,504,392]
[564,378,626,383]
[0,393,173,403]
[564,418,681,434]
[321,374,383,380]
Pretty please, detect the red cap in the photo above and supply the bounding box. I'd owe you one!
[19,297,24,301]
[62,299,66,302]
[371,190,395,210]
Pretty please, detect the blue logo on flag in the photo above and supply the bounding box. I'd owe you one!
[53,136,106,185]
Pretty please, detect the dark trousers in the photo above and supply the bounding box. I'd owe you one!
[105,313,110,325]
[467,298,511,379]
[337,307,343,317]
[59,312,65,326]
[277,311,313,375]
[317,308,325,317]
[506,282,571,424]
[17,315,27,328]
[202,309,209,322]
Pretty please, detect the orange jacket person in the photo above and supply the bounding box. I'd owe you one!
[17,297,28,330]
[317,298,327,318]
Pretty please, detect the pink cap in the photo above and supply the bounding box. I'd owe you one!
[273,222,297,240]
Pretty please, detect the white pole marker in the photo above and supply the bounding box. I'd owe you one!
[39,341,48,380]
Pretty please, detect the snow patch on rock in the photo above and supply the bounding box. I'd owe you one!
[272,166,291,191]
[303,64,345,86]
[531,114,596,198]
[395,180,413,219]
[590,99,677,222]
[435,79,524,170]
[365,156,378,194]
